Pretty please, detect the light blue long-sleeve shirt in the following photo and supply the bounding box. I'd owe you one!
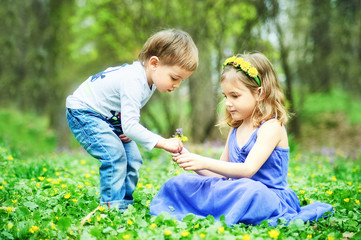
[66,61,160,150]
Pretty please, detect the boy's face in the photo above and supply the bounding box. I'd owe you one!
[147,57,193,93]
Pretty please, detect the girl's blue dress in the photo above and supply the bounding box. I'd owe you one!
[150,126,333,226]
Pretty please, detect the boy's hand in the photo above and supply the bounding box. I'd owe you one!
[119,134,131,143]
[156,137,183,153]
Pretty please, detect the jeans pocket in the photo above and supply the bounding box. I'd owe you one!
[67,111,91,150]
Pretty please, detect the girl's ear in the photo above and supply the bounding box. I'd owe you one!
[148,56,160,71]
[256,87,265,101]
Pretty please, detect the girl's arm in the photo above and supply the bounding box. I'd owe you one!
[173,129,232,178]
[174,121,285,179]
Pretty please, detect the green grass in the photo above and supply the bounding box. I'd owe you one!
[1,144,360,240]
[0,89,360,240]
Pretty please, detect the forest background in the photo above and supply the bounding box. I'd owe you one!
[1,0,361,156]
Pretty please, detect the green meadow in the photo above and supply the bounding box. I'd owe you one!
[0,90,361,240]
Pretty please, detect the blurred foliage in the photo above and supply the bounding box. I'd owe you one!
[0,108,56,158]
[0,0,360,148]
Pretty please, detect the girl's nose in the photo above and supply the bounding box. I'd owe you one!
[225,99,232,107]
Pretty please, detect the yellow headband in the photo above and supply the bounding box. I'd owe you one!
[222,56,261,86]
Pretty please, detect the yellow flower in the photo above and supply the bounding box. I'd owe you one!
[326,190,333,195]
[224,56,237,66]
[240,61,251,71]
[268,229,280,239]
[243,234,251,240]
[2,180,7,185]
[146,184,153,189]
[307,234,312,239]
[233,57,244,67]
[73,199,78,203]
[127,220,133,225]
[331,176,336,181]
[8,222,13,229]
[99,206,106,211]
[344,198,350,203]
[355,199,360,204]
[55,172,60,176]
[78,185,83,189]
[137,183,143,188]
[46,178,52,182]
[200,233,206,238]
[85,174,91,178]
[62,184,67,189]
[218,226,224,233]
[181,136,188,142]
[300,190,305,194]
[12,200,17,204]
[194,223,199,229]
[248,67,258,78]
[8,155,13,161]
[6,207,14,212]
[0,186,3,190]
[327,236,334,240]
[164,229,172,236]
[150,223,156,229]
[85,181,90,186]
[123,235,130,240]
[51,223,57,230]
[29,225,39,234]
[43,168,47,172]
[64,193,71,199]
[80,159,86,164]
[347,181,351,186]
[181,231,189,237]
[97,216,102,222]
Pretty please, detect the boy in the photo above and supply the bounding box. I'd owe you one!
[66,29,198,212]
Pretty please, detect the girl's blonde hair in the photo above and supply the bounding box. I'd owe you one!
[220,52,289,128]
[138,29,198,72]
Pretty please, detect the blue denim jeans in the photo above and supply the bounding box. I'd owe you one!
[66,108,143,211]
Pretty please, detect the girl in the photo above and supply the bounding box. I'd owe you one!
[149,53,333,226]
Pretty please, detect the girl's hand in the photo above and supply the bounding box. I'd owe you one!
[171,147,190,161]
[119,134,131,143]
[173,153,207,171]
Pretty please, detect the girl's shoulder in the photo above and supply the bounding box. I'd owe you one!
[257,119,288,148]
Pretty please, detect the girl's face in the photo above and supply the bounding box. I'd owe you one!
[221,77,258,123]
[147,57,193,93]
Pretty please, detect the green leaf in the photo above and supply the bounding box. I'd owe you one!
[23,201,38,210]
[57,217,72,231]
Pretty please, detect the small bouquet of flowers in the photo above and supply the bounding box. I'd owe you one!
[168,128,188,176]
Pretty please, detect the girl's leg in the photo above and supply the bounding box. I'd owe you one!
[66,109,129,211]
[123,141,143,203]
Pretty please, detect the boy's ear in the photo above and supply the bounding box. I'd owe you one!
[148,56,160,70]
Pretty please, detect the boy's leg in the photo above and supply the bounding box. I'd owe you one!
[123,141,143,202]
[66,109,129,211]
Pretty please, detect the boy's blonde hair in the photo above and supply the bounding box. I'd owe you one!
[138,29,198,71]
[221,52,289,128]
